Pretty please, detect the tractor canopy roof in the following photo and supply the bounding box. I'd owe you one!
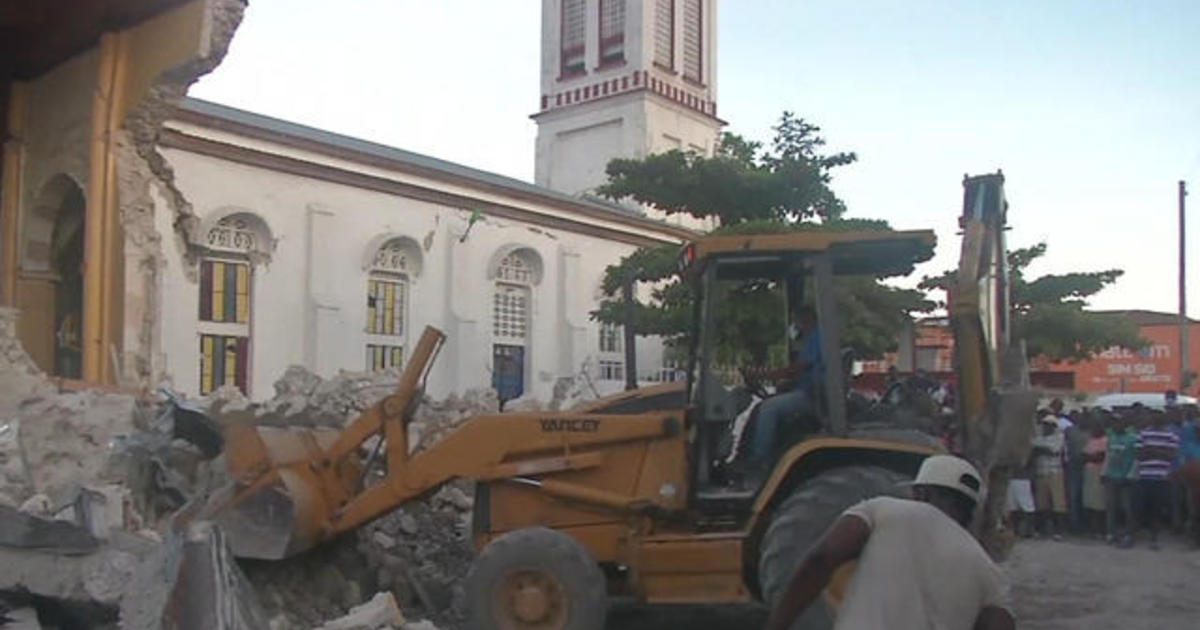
[680,229,937,279]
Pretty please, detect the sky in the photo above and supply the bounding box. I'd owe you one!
[190,0,1200,317]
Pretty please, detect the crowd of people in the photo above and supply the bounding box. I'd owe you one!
[1005,392,1200,549]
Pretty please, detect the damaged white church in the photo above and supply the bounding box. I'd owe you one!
[2,0,722,404]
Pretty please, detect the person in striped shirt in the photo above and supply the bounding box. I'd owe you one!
[1136,410,1181,549]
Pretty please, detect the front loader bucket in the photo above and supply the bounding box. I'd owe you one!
[207,466,330,559]
[199,422,354,560]
[194,326,445,560]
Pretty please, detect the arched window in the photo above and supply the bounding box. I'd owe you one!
[489,247,541,404]
[18,174,86,377]
[197,211,271,395]
[364,236,422,371]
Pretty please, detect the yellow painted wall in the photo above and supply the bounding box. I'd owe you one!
[16,276,55,371]
[2,0,214,384]
[120,0,209,120]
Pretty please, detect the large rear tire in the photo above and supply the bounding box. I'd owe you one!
[758,466,909,630]
[465,527,606,630]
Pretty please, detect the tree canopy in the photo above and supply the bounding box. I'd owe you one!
[591,113,933,362]
[597,113,856,223]
[919,243,1144,362]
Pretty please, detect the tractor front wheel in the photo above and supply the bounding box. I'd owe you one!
[758,465,909,630]
[465,527,606,630]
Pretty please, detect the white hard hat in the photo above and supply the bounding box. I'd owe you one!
[914,455,983,504]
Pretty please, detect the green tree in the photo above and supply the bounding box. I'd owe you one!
[919,243,1144,362]
[591,113,933,361]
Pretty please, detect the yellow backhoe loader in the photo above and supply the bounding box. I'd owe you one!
[198,174,1031,630]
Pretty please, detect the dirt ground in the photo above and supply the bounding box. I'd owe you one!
[1007,537,1200,629]
[606,537,1200,630]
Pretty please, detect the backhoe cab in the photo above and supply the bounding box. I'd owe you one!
[677,230,939,505]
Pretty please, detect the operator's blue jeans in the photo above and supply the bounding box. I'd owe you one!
[749,389,809,466]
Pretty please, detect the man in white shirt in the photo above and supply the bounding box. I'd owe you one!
[1032,413,1067,538]
[764,455,1014,630]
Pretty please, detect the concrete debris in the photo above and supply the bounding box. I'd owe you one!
[18,494,50,516]
[0,422,29,508]
[159,522,270,630]
[0,528,156,613]
[197,365,500,457]
[0,505,99,555]
[198,385,252,416]
[396,514,418,537]
[240,536,378,628]
[2,340,145,511]
[0,356,503,630]
[0,308,51,395]
[0,606,42,630]
[548,366,602,412]
[399,622,440,630]
[51,483,136,540]
[410,387,499,452]
[355,483,475,627]
[12,389,141,506]
[314,592,404,630]
[499,396,542,413]
[256,367,403,428]
[371,532,397,551]
[243,479,475,630]
[436,487,473,513]
[0,309,53,506]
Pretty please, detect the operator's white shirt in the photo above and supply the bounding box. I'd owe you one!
[833,497,1011,630]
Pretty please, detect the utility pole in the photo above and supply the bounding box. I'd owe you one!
[622,267,640,391]
[1180,181,1191,392]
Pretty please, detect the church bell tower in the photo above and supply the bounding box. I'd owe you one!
[533,0,723,202]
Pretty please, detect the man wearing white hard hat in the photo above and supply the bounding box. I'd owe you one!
[764,455,1014,630]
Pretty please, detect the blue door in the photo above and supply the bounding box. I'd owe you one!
[492,344,525,405]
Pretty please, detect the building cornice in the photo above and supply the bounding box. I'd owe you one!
[168,99,696,245]
[161,127,691,249]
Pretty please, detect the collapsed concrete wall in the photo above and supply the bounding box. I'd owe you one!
[0,308,53,508]
[116,0,245,388]
[1,356,497,629]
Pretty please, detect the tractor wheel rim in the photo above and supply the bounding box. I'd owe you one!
[497,568,567,630]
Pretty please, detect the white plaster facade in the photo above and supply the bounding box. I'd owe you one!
[156,100,691,402]
[533,0,723,230]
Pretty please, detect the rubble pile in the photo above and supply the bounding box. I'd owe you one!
[0,356,501,629]
[0,390,149,531]
[217,367,489,629]
[0,308,53,508]
[17,392,143,508]
[409,389,499,451]
[197,366,501,450]
[243,484,474,630]
[353,484,475,625]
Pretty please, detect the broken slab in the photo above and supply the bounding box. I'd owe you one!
[0,505,99,554]
[399,622,440,630]
[16,389,139,502]
[163,522,269,630]
[1,607,42,630]
[121,521,267,630]
[315,592,404,630]
[0,420,32,505]
[0,530,153,609]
